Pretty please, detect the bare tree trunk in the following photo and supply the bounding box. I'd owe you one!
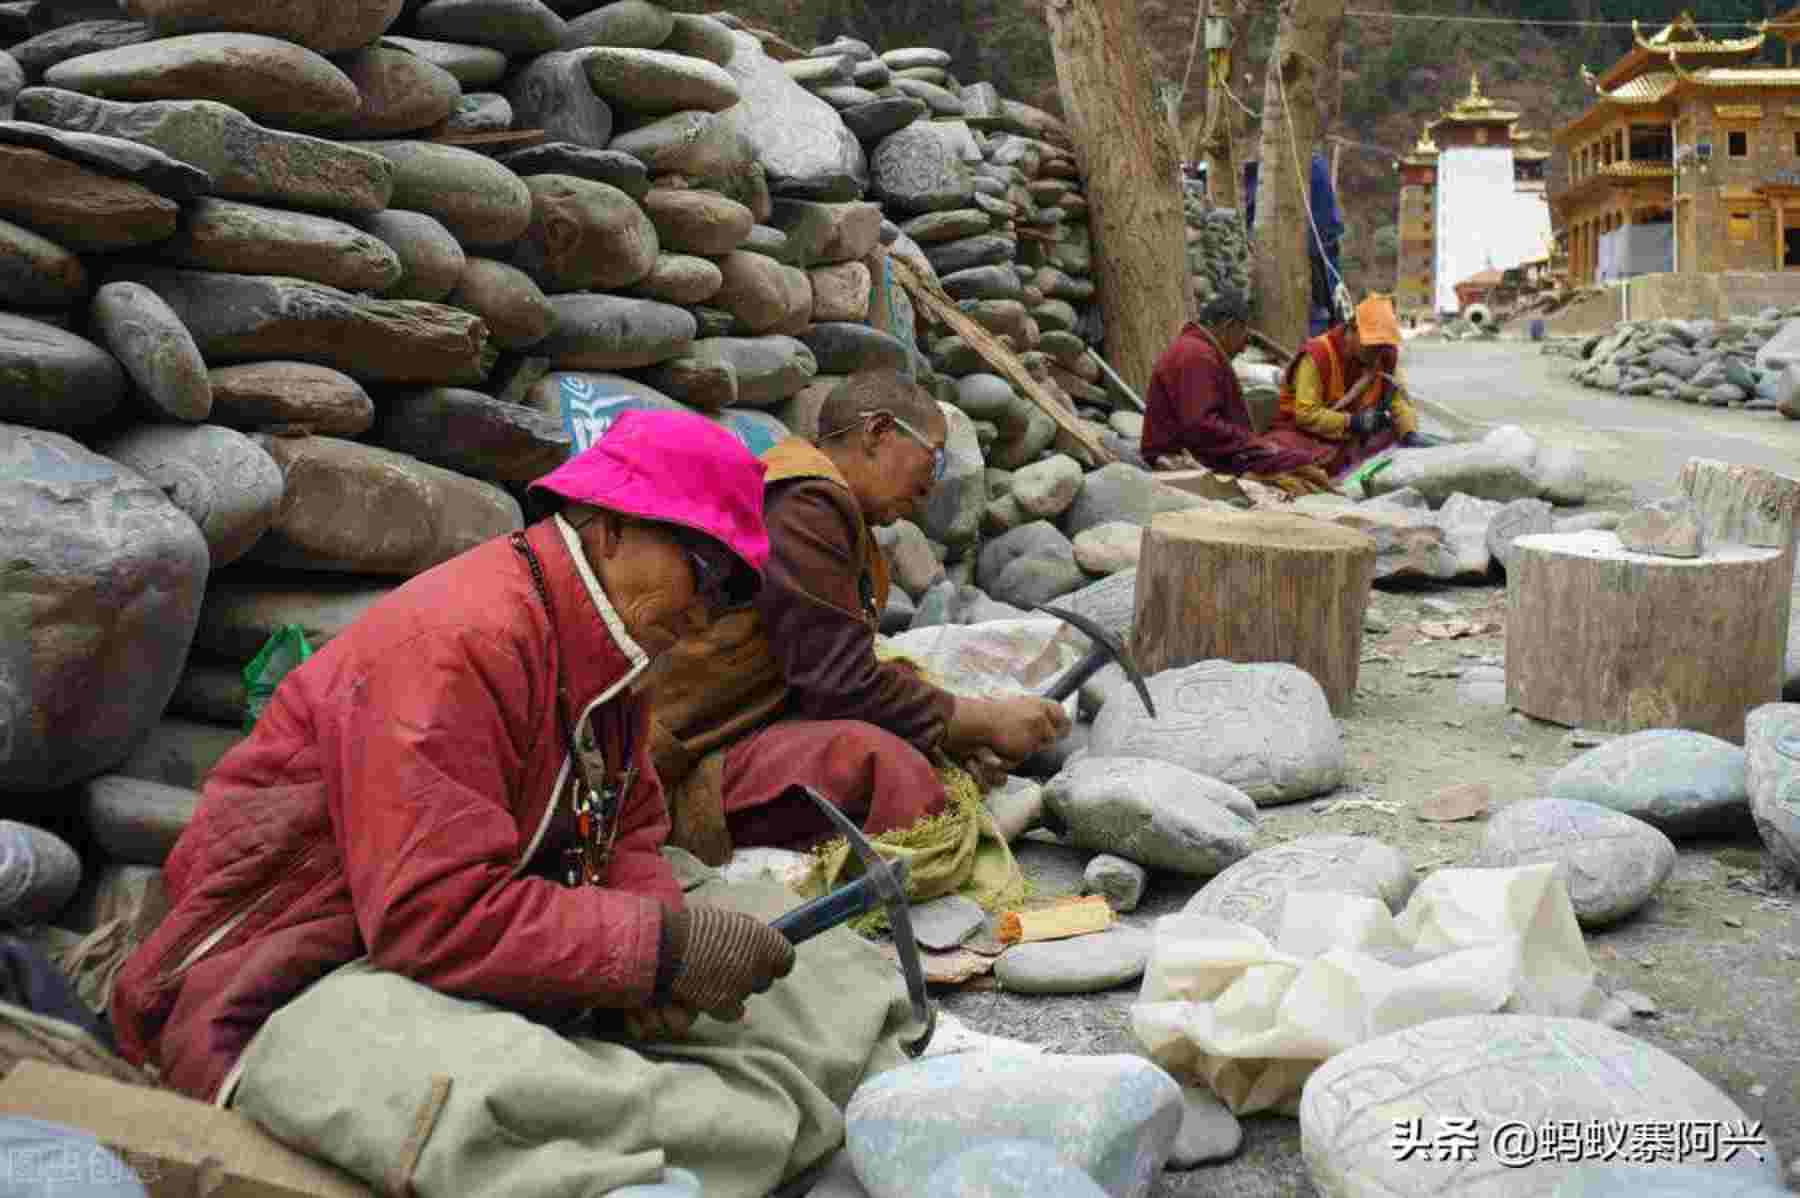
[1201,0,1251,211]
[1046,0,1190,397]
[1251,0,1343,352]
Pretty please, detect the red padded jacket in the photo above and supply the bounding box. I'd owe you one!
[111,517,683,1101]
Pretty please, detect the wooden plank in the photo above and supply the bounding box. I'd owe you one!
[996,895,1114,944]
[888,253,1116,466]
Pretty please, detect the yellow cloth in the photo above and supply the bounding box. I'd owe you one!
[1354,293,1401,347]
[799,762,1029,930]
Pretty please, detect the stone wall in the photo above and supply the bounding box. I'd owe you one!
[1182,179,1251,316]
[0,0,1197,929]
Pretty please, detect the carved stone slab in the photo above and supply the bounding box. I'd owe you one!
[1473,799,1674,928]
[1300,1015,1777,1197]
[1182,834,1413,940]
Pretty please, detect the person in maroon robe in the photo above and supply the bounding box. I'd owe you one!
[1140,291,1324,483]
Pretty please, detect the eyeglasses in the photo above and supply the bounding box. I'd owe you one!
[672,529,742,618]
[818,410,946,482]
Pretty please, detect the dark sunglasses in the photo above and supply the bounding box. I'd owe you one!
[672,528,752,616]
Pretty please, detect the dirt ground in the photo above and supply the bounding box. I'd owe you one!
[935,577,1800,1197]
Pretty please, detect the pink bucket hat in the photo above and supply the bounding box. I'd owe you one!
[529,410,770,597]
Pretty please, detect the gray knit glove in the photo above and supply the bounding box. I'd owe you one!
[661,905,796,1022]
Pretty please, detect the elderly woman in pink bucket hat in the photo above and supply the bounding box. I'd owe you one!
[111,412,915,1197]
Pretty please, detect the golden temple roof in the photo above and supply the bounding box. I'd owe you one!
[1633,12,1765,55]
[1432,72,1521,123]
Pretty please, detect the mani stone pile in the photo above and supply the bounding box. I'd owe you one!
[1547,308,1800,414]
[0,0,1147,955]
[1180,175,1251,316]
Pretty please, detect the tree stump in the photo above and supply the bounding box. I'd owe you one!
[1507,530,1788,742]
[1131,509,1377,713]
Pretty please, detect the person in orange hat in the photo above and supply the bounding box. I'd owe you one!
[1264,292,1427,480]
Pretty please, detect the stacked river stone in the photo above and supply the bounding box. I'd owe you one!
[1181,176,1251,317]
[0,0,1129,947]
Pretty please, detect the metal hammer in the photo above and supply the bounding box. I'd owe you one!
[1036,605,1157,719]
[769,786,935,1057]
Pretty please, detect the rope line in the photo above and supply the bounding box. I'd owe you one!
[1345,9,1759,28]
[1273,55,1354,321]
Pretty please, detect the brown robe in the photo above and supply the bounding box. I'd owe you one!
[648,438,955,862]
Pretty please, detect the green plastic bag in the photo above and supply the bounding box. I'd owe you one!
[242,624,313,731]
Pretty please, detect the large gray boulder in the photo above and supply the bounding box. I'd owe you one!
[1183,834,1414,940]
[1366,425,1585,506]
[248,433,521,576]
[1299,1016,1781,1197]
[1089,661,1344,804]
[717,31,865,201]
[99,423,283,567]
[916,402,983,549]
[1746,702,1800,877]
[870,120,974,215]
[1547,729,1748,836]
[0,313,125,431]
[16,87,394,214]
[1044,756,1256,876]
[1,425,210,791]
[1473,798,1676,927]
[1063,463,1216,537]
[847,1053,1182,1198]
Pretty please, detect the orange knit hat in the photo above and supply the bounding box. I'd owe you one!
[1354,293,1401,347]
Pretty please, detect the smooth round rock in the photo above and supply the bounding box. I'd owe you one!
[0,216,86,307]
[1299,1015,1780,1196]
[1746,702,1800,877]
[641,187,753,256]
[360,140,532,248]
[381,386,568,482]
[583,47,739,114]
[1045,755,1257,877]
[511,173,658,292]
[413,0,566,56]
[659,13,736,65]
[1169,1085,1243,1168]
[92,280,211,421]
[379,35,508,87]
[444,92,510,134]
[122,0,403,55]
[711,249,801,334]
[354,208,466,302]
[156,197,403,294]
[539,294,694,369]
[623,253,722,306]
[902,207,991,244]
[687,336,815,407]
[1083,853,1146,912]
[207,362,373,436]
[809,260,869,322]
[800,321,906,375]
[846,1054,1181,1198]
[0,314,122,431]
[12,21,161,82]
[559,0,671,50]
[871,120,975,215]
[881,46,952,71]
[505,49,613,149]
[923,1141,1109,1198]
[995,927,1150,994]
[1184,834,1415,941]
[1,426,210,790]
[1548,729,1749,836]
[1474,798,1675,927]
[323,44,460,137]
[639,356,735,412]
[840,96,926,144]
[445,257,553,350]
[495,143,645,197]
[1088,660,1344,804]
[0,821,81,924]
[0,143,178,251]
[99,422,282,566]
[44,33,362,131]
[195,578,392,659]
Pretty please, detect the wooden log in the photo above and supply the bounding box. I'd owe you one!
[1506,530,1787,742]
[1677,457,1800,550]
[1130,509,1377,713]
[1045,0,1190,398]
[889,253,1114,466]
[1251,0,1345,350]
